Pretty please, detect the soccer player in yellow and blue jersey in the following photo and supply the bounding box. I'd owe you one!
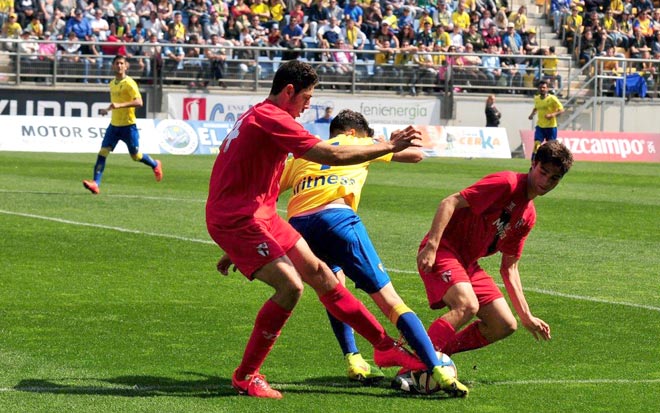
[83,55,162,194]
[528,80,564,162]
[280,110,469,397]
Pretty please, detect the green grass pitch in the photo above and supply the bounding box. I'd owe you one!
[0,151,658,413]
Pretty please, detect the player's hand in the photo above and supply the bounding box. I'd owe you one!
[522,316,551,341]
[417,243,436,274]
[389,126,422,153]
[99,108,109,116]
[528,114,533,120]
[216,254,236,276]
[544,113,554,119]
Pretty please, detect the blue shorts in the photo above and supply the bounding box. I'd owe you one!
[289,208,390,294]
[534,126,557,143]
[102,124,140,155]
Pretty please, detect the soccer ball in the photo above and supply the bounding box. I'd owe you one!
[405,352,458,395]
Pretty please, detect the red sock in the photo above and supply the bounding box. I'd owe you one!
[235,299,291,379]
[443,321,490,355]
[319,284,391,350]
[427,317,456,354]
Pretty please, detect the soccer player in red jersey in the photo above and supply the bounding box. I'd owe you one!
[206,60,424,399]
[416,141,573,358]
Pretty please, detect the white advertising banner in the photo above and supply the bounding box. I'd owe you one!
[167,93,442,125]
[0,116,509,159]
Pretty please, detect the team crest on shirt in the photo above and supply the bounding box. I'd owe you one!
[440,270,452,283]
[256,242,269,257]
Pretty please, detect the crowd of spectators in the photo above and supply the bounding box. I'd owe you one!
[1,0,657,92]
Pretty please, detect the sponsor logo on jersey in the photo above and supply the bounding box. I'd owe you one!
[256,242,269,257]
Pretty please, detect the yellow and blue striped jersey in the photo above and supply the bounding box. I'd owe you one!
[280,134,393,219]
[110,76,141,127]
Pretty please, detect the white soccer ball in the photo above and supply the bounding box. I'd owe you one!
[409,352,458,395]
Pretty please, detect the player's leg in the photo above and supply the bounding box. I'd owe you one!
[83,125,119,194]
[437,266,510,355]
[287,238,425,371]
[531,126,544,162]
[124,125,162,181]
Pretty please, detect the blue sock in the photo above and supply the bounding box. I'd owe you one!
[327,310,359,355]
[139,153,157,168]
[93,155,107,185]
[397,312,440,369]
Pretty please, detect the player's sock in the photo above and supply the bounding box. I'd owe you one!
[139,153,158,168]
[326,311,359,355]
[443,320,490,355]
[235,299,291,379]
[393,305,440,369]
[319,284,389,350]
[427,317,457,354]
[93,154,107,185]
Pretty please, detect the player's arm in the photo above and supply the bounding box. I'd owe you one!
[301,126,421,166]
[500,253,551,341]
[417,192,469,273]
[528,107,537,120]
[391,148,425,163]
[101,95,143,115]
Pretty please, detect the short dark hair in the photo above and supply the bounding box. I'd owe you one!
[112,54,127,64]
[269,60,318,95]
[329,109,374,138]
[535,140,574,175]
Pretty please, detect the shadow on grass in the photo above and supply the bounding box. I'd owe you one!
[13,372,448,399]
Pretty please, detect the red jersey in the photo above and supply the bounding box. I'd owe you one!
[206,99,321,227]
[439,171,536,265]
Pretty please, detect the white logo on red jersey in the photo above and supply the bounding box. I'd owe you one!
[256,242,269,257]
[441,270,452,283]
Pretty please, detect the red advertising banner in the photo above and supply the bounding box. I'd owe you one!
[520,130,660,162]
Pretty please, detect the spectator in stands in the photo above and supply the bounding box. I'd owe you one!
[267,0,287,28]
[411,44,439,95]
[634,9,655,43]
[205,10,225,38]
[373,20,398,76]
[508,5,527,34]
[61,30,82,66]
[437,2,451,28]
[603,9,627,47]
[500,45,525,90]
[449,23,465,50]
[345,0,364,28]
[144,10,166,40]
[156,0,173,24]
[236,33,260,83]
[484,94,501,126]
[47,8,66,39]
[289,3,308,35]
[167,10,186,41]
[224,14,241,44]
[483,22,502,48]
[327,0,345,24]
[26,14,42,38]
[343,16,367,50]
[502,22,522,52]
[458,44,490,87]
[417,20,435,47]
[187,12,204,39]
[478,9,494,34]
[183,33,206,88]
[463,23,485,51]
[542,46,561,94]
[281,14,305,60]
[15,0,38,28]
[248,14,268,46]
[250,0,271,24]
[136,0,156,26]
[37,0,54,25]
[494,6,508,31]
[652,29,660,55]
[393,38,417,94]
[433,23,452,51]
[267,22,282,49]
[318,15,342,47]
[584,0,606,15]
[452,2,471,30]
[91,8,110,41]
[564,5,582,48]
[120,0,139,28]
[112,12,132,37]
[397,22,416,45]
[363,0,382,40]
[124,31,146,75]
[551,0,571,34]
[162,36,185,70]
[482,43,505,88]
[583,10,602,32]
[619,10,634,46]
[419,8,434,28]
[203,32,229,87]
[629,25,650,59]
[608,0,624,21]
[632,0,654,14]
[308,0,330,39]
[18,28,39,67]
[381,4,398,30]
[524,27,540,54]
[601,45,620,91]
[188,0,211,27]
[141,32,162,78]
[330,39,354,76]
[579,28,605,62]
[231,0,251,29]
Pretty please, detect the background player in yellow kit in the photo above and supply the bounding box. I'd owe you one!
[279,109,469,397]
[528,79,564,162]
[83,55,162,194]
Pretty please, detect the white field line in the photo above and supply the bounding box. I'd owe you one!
[1,378,660,394]
[1,209,659,313]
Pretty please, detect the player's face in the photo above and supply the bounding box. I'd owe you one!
[287,86,314,118]
[528,161,563,197]
[538,82,548,96]
[113,58,128,76]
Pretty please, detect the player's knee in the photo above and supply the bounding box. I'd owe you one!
[495,316,517,340]
[131,152,143,161]
[99,147,111,157]
[452,298,479,322]
[274,278,304,308]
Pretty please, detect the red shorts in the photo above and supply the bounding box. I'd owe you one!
[207,214,301,279]
[419,246,503,310]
